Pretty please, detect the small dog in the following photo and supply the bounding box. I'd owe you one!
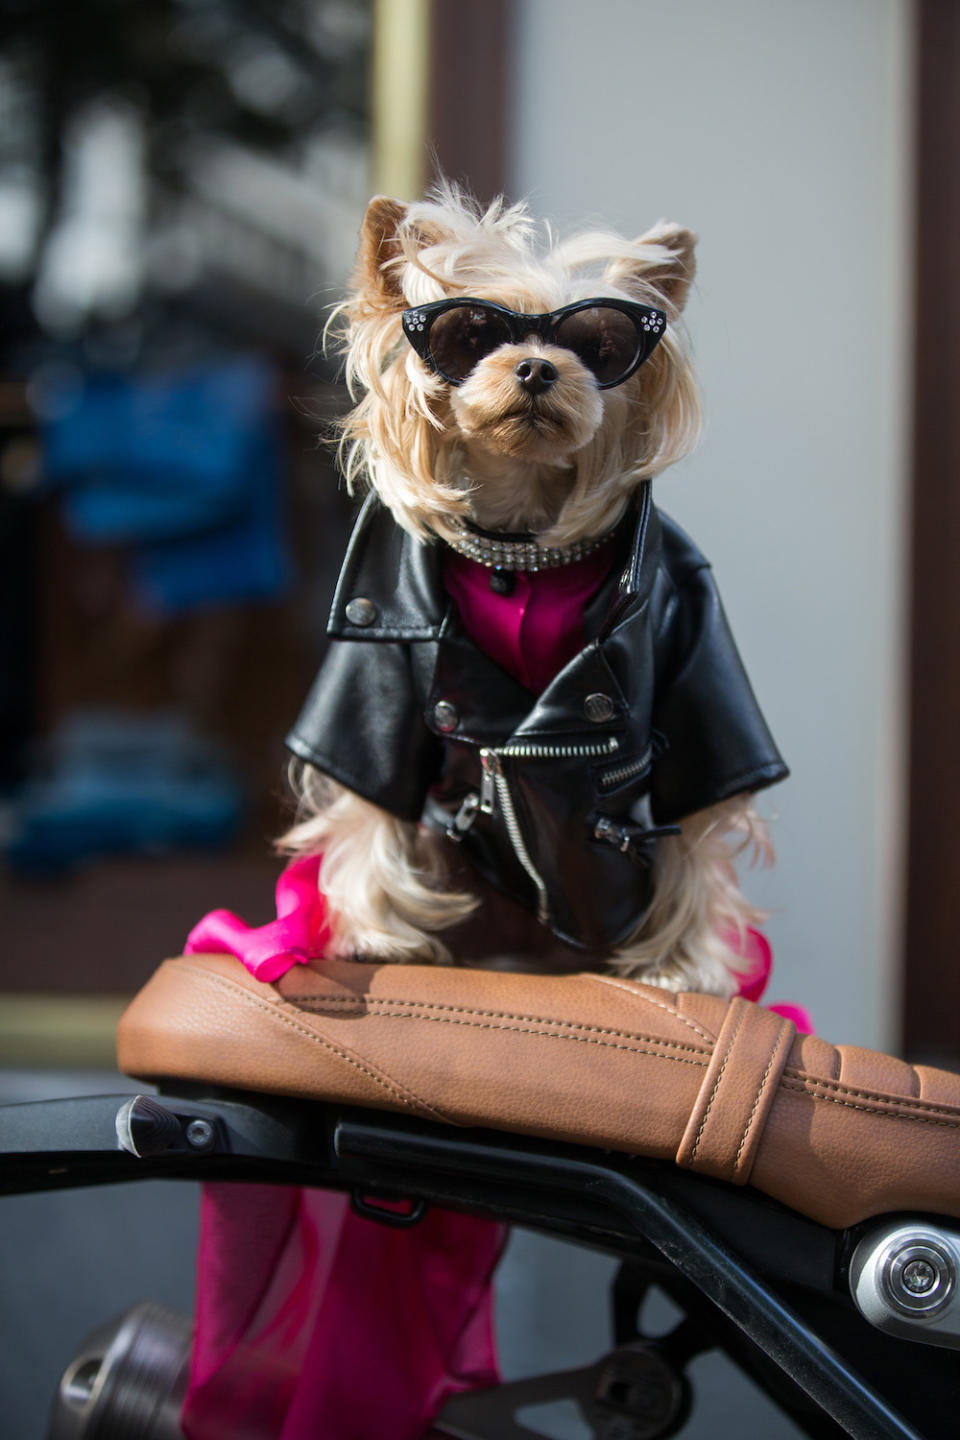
[280,185,786,997]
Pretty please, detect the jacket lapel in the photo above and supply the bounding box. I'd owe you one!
[327,494,448,641]
[327,485,661,746]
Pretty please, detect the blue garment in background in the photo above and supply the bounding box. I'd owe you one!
[3,710,243,871]
[42,356,292,612]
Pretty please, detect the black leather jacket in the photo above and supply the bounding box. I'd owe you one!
[287,483,788,953]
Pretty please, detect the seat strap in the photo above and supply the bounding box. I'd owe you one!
[676,997,796,1185]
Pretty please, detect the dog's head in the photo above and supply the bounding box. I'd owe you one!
[337,184,699,545]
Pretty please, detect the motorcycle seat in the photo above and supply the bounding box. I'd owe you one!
[116,952,960,1231]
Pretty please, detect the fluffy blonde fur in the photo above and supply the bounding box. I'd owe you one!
[281,184,770,998]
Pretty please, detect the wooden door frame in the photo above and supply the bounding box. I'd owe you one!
[426,0,510,202]
[903,0,960,1062]
[371,0,510,203]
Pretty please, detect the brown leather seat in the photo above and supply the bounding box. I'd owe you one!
[117,953,960,1231]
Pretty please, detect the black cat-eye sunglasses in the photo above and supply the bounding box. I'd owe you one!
[401,297,667,390]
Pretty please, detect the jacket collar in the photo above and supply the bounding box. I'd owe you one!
[327,481,660,643]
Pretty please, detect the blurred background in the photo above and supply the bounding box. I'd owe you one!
[0,0,370,1033]
[0,0,958,1434]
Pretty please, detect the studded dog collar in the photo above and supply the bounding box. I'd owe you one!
[445,519,617,573]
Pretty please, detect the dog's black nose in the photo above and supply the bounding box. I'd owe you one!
[515,357,558,395]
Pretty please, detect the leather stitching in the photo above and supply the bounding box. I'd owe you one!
[290,1007,709,1062]
[172,964,449,1121]
[781,1081,960,1128]
[783,1070,960,1118]
[734,1019,791,1174]
[291,994,708,1056]
[584,974,715,1043]
[689,1003,747,1160]
[169,964,706,1071]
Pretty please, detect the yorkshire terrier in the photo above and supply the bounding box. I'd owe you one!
[280,185,787,997]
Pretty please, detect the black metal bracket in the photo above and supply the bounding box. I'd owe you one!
[350,1191,430,1227]
[1,1089,956,1439]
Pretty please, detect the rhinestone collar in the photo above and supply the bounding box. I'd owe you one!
[446,519,615,573]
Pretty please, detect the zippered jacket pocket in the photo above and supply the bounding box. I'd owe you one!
[594,743,653,794]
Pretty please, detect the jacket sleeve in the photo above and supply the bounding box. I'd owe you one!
[285,637,442,823]
[649,559,788,825]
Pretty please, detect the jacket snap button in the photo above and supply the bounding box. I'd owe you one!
[433,700,460,733]
[345,597,377,627]
[584,692,615,723]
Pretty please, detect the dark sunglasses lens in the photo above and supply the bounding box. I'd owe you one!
[553,307,642,385]
[428,305,513,382]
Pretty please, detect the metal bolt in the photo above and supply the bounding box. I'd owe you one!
[883,1240,956,1315]
[185,1119,215,1151]
[902,1259,937,1295]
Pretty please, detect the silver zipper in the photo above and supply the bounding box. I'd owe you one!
[447,736,620,921]
[479,758,497,813]
[480,749,550,924]
[451,734,621,834]
[446,792,479,841]
[497,736,619,760]
[597,744,652,789]
[593,815,635,852]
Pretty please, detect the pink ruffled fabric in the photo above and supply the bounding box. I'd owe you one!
[182,1186,504,1440]
[182,862,506,1440]
[185,855,329,982]
[730,923,815,1035]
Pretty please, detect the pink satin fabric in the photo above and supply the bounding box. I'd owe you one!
[730,923,815,1035]
[185,855,329,982]
[182,858,506,1440]
[182,1186,504,1440]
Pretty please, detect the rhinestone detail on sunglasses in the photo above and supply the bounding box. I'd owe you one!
[402,297,667,389]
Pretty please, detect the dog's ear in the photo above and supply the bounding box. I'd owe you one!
[354,195,459,309]
[605,222,696,313]
[354,195,410,307]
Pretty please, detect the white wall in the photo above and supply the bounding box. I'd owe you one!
[510,0,912,1048]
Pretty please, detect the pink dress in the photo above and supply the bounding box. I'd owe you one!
[181,551,811,1438]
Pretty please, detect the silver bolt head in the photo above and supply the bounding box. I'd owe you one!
[883,1239,956,1315]
[902,1259,937,1294]
[185,1118,215,1150]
